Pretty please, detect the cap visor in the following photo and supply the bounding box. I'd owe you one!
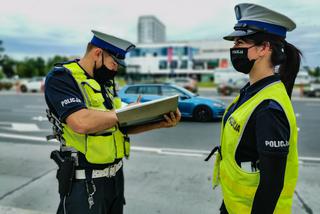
[115,58,126,68]
[108,54,126,67]
[223,30,257,41]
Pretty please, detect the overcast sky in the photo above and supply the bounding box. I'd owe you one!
[1,0,319,66]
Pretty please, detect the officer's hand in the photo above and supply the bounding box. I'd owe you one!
[127,95,142,107]
[160,109,181,128]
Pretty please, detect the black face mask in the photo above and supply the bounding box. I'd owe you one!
[230,46,256,74]
[93,53,117,86]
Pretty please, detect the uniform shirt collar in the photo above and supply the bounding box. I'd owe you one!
[240,74,280,96]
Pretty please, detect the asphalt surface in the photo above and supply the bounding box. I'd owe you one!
[0,90,319,213]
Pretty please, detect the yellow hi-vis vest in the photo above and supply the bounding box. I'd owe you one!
[213,81,298,214]
[60,61,130,164]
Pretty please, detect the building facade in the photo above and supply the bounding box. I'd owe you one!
[126,39,231,81]
[138,15,166,44]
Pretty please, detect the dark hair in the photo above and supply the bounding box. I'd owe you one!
[85,42,110,56]
[85,42,96,54]
[244,33,302,98]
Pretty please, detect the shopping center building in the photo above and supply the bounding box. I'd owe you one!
[126,39,231,82]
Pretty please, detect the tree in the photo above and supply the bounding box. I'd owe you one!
[46,55,69,72]
[1,55,16,78]
[0,40,4,55]
[304,66,320,78]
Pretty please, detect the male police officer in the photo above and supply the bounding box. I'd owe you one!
[45,30,181,214]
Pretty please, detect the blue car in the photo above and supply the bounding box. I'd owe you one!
[118,83,226,122]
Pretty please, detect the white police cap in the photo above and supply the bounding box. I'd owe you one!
[90,30,136,67]
[224,3,296,41]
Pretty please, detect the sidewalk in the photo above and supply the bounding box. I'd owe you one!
[0,142,318,214]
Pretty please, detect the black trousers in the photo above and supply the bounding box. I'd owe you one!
[220,201,229,214]
[57,167,125,214]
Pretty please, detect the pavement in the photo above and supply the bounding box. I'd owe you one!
[0,88,319,214]
[0,142,318,214]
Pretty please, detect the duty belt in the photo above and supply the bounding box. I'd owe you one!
[75,160,123,179]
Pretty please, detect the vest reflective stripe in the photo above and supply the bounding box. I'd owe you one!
[59,62,130,164]
[213,81,298,214]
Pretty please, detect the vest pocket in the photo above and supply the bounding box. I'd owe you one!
[81,80,104,108]
[124,139,130,158]
[85,135,116,164]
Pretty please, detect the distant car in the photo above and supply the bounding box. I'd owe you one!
[119,83,226,122]
[168,77,198,93]
[295,71,312,85]
[303,83,320,97]
[19,77,45,93]
[217,77,248,96]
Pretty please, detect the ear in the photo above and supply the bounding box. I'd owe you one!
[92,48,103,59]
[258,42,272,57]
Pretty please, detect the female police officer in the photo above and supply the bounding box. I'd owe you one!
[206,3,302,214]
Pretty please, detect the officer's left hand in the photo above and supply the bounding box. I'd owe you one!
[160,109,181,128]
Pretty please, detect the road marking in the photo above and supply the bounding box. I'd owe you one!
[0,205,51,214]
[0,122,40,132]
[32,116,48,121]
[306,103,320,107]
[0,132,320,162]
[25,105,46,109]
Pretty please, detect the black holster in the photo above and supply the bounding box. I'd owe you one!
[50,150,75,197]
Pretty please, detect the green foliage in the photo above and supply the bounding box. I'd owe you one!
[14,55,68,78]
[0,82,13,90]
[0,70,4,79]
[46,55,69,71]
[0,55,16,78]
[304,66,320,78]
[0,40,4,53]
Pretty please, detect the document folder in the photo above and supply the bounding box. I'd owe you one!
[116,95,179,128]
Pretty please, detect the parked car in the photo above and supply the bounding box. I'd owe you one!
[167,77,198,93]
[295,71,312,85]
[217,77,248,96]
[19,77,45,93]
[303,83,320,97]
[119,83,226,122]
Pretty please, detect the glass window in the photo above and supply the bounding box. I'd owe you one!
[170,60,178,69]
[159,60,168,69]
[207,60,219,69]
[161,86,185,96]
[180,60,188,69]
[137,86,160,95]
[125,86,138,94]
[161,48,168,56]
[192,60,205,70]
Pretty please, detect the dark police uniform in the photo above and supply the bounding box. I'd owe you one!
[220,75,290,214]
[45,30,135,214]
[45,61,125,214]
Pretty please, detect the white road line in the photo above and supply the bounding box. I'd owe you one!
[0,132,320,161]
[31,116,48,121]
[0,205,51,214]
[0,122,40,132]
[306,103,320,107]
[25,105,46,109]
[0,133,47,142]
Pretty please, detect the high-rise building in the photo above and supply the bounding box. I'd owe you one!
[138,15,166,44]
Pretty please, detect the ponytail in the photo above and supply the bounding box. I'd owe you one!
[278,42,302,98]
[244,33,303,98]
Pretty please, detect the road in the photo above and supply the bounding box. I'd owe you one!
[0,92,319,158]
[0,91,319,214]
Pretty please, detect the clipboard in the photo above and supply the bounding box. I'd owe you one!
[116,95,179,128]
